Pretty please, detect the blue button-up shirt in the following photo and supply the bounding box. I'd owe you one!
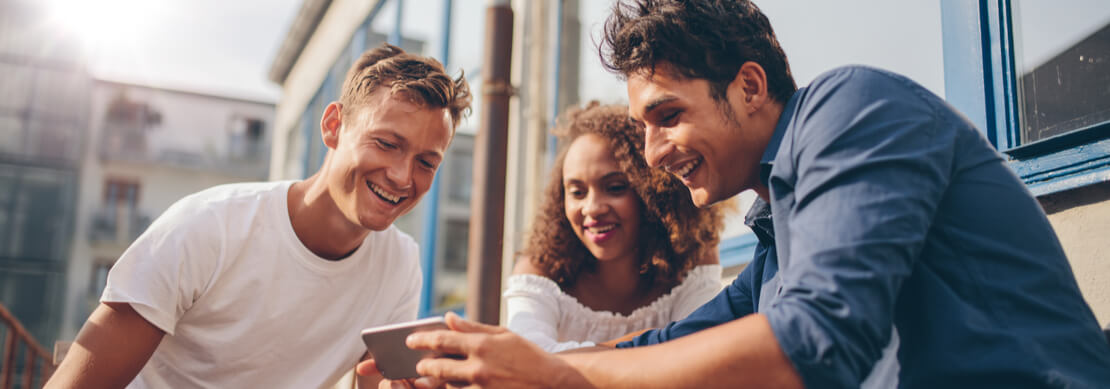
[620,66,1110,388]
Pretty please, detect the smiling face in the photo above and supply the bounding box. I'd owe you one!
[627,64,776,207]
[323,90,453,231]
[562,133,642,264]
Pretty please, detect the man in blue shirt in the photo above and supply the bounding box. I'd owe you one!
[368,0,1110,387]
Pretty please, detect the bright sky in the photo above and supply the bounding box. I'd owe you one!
[45,0,302,103]
[37,0,1104,115]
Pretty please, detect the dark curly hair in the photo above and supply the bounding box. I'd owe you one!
[599,0,797,104]
[523,102,730,289]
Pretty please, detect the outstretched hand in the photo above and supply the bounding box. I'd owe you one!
[404,312,592,389]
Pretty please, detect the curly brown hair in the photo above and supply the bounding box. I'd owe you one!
[523,102,729,289]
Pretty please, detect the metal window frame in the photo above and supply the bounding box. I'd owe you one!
[941,0,1110,196]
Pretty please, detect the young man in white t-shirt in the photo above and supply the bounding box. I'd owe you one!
[46,43,471,389]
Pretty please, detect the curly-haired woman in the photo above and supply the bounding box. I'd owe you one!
[503,102,730,352]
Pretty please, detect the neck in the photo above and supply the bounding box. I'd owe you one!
[589,252,647,302]
[287,173,370,260]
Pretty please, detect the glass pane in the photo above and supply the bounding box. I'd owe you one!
[1013,1,1110,143]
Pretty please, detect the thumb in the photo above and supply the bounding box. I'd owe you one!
[356,359,380,377]
[444,311,502,334]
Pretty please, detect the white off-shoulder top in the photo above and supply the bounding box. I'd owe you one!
[503,264,723,353]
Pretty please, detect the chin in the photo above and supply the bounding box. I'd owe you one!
[689,188,714,208]
[356,215,394,231]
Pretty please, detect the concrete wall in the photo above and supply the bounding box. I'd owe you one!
[1041,181,1110,327]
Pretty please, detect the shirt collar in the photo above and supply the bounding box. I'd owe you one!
[743,197,774,245]
[759,88,803,185]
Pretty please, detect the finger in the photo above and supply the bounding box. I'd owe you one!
[389,379,414,389]
[406,330,480,355]
[414,357,474,382]
[357,359,381,377]
[412,376,446,389]
[444,312,503,334]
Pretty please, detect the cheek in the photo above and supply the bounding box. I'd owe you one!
[564,201,583,229]
[615,196,642,225]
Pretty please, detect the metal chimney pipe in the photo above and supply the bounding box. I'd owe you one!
[466,0,514,325]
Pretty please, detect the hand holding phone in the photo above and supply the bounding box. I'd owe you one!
[360,317,449,380]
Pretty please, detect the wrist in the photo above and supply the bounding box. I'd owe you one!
[552,353,598,389]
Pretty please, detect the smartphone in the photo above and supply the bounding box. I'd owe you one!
[360,316,449,380]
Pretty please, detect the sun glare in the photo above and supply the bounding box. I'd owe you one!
[46,0,163,52]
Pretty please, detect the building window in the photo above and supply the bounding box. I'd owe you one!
[89,260,113,298]
[103,178,140,208]
[229,115,267,160]
[1012,1,1110,143]
[941,1,1110,196]
[442,219,469,272]
[447,148,472,204]
[102,90,161,158]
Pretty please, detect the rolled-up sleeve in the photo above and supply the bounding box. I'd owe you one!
[764,68,954,388]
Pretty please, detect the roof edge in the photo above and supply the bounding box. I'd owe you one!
[267,0,333,85]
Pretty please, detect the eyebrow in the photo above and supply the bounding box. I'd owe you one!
[642,96,679,118]
[565,171,626,184]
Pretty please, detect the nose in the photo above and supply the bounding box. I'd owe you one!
[643,124,669,169]
[385,157,414,190]
[582,192,610,219]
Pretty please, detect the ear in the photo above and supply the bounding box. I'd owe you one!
[321,102,343,149]
[728,61,771,114]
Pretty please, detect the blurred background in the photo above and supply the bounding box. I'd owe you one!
[1,0,1107,386]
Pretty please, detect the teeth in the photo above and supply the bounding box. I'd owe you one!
[368,182,402,204]
[672,159,700,178]
[591,224,616,233]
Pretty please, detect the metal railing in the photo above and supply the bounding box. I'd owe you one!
[0,303,52,389]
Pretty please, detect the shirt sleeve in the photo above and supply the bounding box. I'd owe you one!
[100,195,225,335]
[617,248,763,348]
[764,67,954,389]
[502,275,596,353]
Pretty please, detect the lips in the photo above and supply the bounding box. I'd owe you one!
[583,223,619,243]
[367,181,406,205]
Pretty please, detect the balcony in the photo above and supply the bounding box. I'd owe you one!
[87,205,151,246]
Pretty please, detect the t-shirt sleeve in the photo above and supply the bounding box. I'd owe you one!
[502,275,595,353]
[100,196,225,336]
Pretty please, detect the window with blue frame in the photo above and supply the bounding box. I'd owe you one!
[942,0,1110,196]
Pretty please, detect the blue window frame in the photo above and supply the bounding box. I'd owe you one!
[941,0,1110,196]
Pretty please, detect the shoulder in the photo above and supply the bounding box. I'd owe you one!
[786,66,940,151]
[160,181,290,233]
[809,65,925,94]
[512,256,547,276]
[801,65,937,115]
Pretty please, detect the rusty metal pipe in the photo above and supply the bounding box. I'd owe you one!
[466,0,514,325]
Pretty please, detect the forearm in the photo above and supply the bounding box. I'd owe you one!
[559,314,803,389]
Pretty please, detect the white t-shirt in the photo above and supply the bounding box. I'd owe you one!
[102,181,422,388]
[503,264,722,353]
